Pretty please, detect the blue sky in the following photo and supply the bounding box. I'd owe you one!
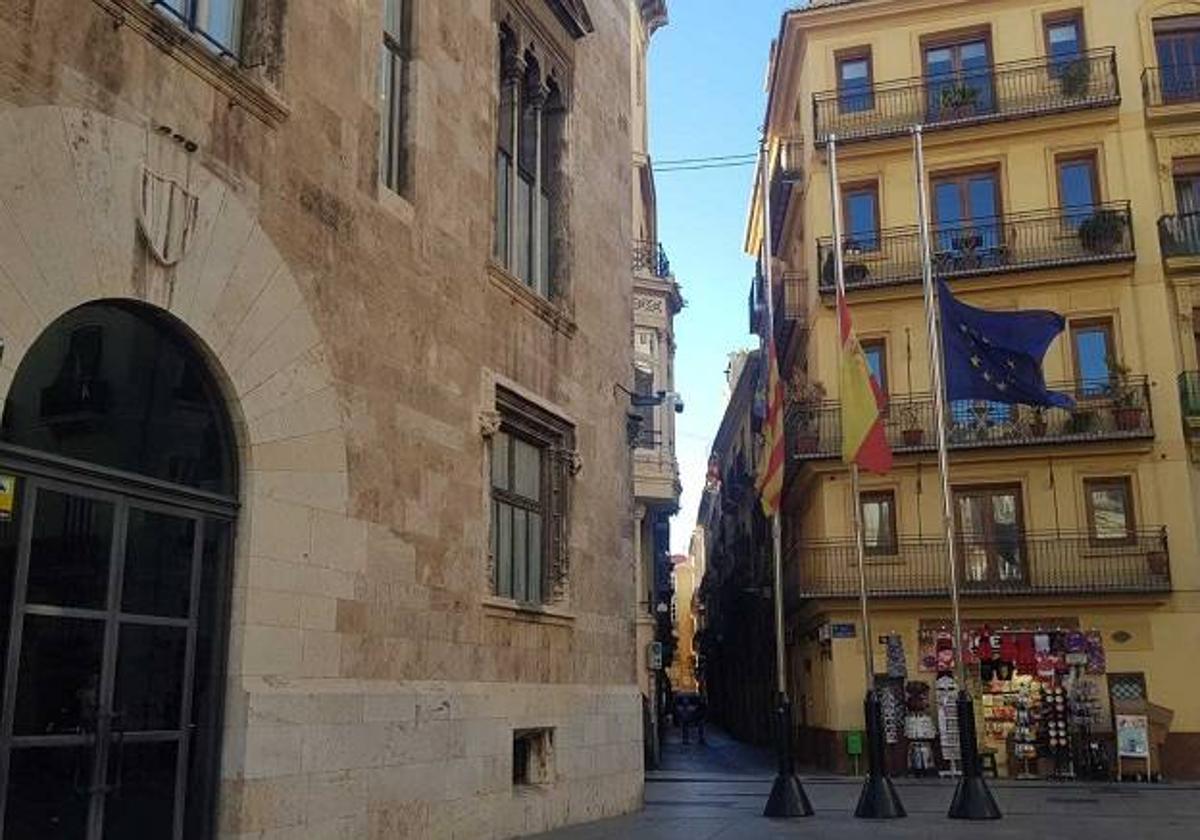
[650,1,795,554]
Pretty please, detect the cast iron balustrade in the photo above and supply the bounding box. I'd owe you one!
[633,240,671,278]
[813,49,1119,146]
[1158,212,1200,260]
[772,273,807,351]
[816,202,1134,293]
[1143,64,1200,108]
[785,377,1153,461]
[768,136,805,255]
[786,530,1171,599]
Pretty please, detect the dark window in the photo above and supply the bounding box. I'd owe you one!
[860,490,897,555]
[954,484,1025,585]
[924,34,994,119]
[634,366,656,445]
[843,183,880,251]
[151,0,244,57]
[489,388,573,606]
[837,50,874,113]
[380,0,411,194]
[1155,16,1200,103]
[1084,477,1135,544]
[1071,318,1114,395]
[1,303,236,496]
[1057,153,1099,227]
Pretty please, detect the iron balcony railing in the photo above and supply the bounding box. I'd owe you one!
[786,377,1154,461]
[1158,212,1200,259]
[813,48,1119,146]
[768,136,805,255]
[1142,64,1200,108]
[816,202,1134,293]
[786,530,1171,599]
[773,273,807,352]
[633,240,671,278]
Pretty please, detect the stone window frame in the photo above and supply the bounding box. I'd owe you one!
[481,385,579,611]
[93,0,288,126]
[491,2,578,309]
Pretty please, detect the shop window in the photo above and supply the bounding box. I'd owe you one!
[860,490,897,556]
[843,182,880,251]
[488,387,573,606]
[1084,477,1135,544]
[837,48,874,113]
[1070,318,1114,396]
[379,0,411,195]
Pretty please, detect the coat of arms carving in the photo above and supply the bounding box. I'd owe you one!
[137,164,199,267]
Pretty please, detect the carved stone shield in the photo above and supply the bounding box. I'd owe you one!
[137,164,199,267]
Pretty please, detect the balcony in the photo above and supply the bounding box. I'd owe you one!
[813,49,1119,147]
[786,377,1154,461]
[634,429,680,505]
[768,136,805,256]
[787,530,1171,600]
[633,240,671,279]
[816,203,1134,294]
[1158,213,1200,268]
[1142,64,1200,111]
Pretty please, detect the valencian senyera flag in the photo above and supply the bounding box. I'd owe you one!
[838,289,892,474]
[938,280,1074,409]
[757,335,786,517]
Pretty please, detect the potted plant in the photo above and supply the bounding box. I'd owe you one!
[1078,209,1128,254]
[1107,358,1145,432]
[789,379,826,455]
[1059,58,1092,99]
[1066,405,1098,435]
[898,402,924,447]
[939,83,980,117]
[1028,406,1048,438]
[1147,547,1169,577]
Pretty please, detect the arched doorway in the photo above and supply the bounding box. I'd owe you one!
[0,301,238,839]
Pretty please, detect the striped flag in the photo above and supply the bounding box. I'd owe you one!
[838,289,892,474]
[758,333,786,516]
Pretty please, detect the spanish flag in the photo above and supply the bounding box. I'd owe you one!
[758,335,786,517]
[838,289,892,474]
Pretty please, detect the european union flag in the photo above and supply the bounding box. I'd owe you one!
[939,280,1074,409]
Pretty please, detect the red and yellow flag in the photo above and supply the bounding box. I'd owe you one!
[838,290,892,474]
[758,335,786,517]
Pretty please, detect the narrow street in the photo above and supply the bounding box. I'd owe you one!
[535,726,1200,839]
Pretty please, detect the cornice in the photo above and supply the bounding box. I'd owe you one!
[639,0,669,36]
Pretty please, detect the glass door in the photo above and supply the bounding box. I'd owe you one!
[954,485,1027,588]
[925,37,994,121]
[1156,21,1200,102]
[0,478,214,840]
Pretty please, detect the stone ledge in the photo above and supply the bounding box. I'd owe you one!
[487,261,578,338]
[92,0,290,127]
[482,596,576,626]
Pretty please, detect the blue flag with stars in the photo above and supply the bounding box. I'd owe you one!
[939,280,1074,409]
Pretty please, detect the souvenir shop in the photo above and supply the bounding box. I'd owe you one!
[873,618,1113,780]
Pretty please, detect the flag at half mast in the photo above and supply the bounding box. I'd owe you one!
[758,332,786,517]
[838,289,892,474]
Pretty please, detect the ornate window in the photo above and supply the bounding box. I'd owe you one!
[493,15,571,298]
[487,388,575,606]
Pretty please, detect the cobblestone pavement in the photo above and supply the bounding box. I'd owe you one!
[534,726,1200,839]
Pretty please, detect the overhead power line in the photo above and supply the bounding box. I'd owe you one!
[657,160,758,174]
[655,152,758,166]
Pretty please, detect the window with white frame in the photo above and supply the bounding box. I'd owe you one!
[494,24,566,298]
[151,0,244,57]
[379,0,411,194]
[488,387,574,606]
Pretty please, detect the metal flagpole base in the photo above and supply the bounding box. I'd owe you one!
[855,691,906,819]
[948,691,1002,820]
[763,699,814,818]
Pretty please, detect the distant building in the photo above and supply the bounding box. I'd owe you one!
[668,554,698,692]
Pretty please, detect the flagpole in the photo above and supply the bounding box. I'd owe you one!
[912,125,1001,821]
[759,138,813,820]
[829,135,905,820]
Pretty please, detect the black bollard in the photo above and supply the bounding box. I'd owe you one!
[948,690,1002,820]
[763,698,814,818]
[854,689,906,819]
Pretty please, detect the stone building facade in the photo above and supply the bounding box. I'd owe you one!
[0,1,642,837]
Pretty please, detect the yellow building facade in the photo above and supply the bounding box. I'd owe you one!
[752,0,1200,778]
